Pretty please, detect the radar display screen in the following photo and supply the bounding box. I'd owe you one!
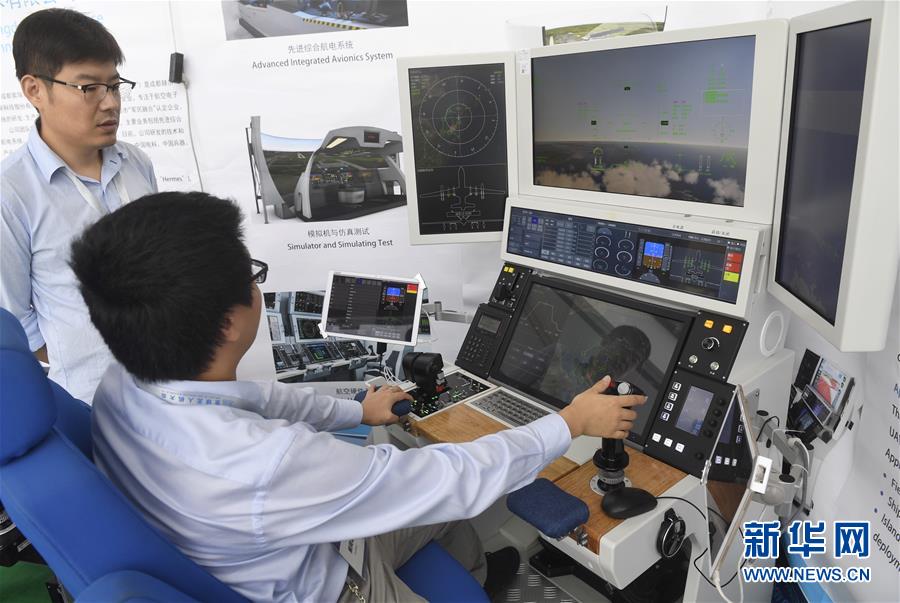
[775,20,871,324]
[532,36,755,206]
[507,207,747,303]
[494,279,690,445]
[409,63,508,234]
[325,274,422,344]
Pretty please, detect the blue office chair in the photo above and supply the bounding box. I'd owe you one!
[0,308,487,602]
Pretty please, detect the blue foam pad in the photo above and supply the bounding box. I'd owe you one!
[507,478,589,539]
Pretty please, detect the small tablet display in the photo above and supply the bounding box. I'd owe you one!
[321,271,424,346]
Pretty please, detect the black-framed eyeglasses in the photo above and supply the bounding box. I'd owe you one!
[34,75,136,103]
[250,259,268,284]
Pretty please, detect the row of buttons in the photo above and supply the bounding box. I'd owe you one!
[715,455,738,467]
[651,432,685,453]
[703,319,734,334]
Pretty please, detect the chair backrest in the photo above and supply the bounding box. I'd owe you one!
[0,308,247,602]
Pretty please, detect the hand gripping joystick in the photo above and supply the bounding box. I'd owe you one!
[354,387,412,416]
[592,380,658,519]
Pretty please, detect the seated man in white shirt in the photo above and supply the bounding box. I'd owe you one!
[70,191,646,603]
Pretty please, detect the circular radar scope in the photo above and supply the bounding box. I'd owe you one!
[418,75,499,158]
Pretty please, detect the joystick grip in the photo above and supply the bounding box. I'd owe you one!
[354,386,412,416]
[391,400,412,416]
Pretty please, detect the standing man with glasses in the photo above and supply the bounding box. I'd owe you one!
[1,8,158,402]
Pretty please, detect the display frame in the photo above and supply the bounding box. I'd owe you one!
[320,270,425,347]
[397,51,517,244]
[490,272,696,446]
[515,20,788,225]
[501,195,768,319]
[767,1,898,352]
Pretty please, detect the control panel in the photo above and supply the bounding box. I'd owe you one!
[489,263,532,311]
[292,291,325,314]
[274,344,304,372]
[293,314,323,340]
[408,371,492,419]
[456,304,513,378]
[676,312,747,381]
[299,340,339,364]
[643,370,736,477]
[336,339,369,359]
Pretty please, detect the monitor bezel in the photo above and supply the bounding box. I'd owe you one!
[706,384,763,580]
[490,272,696,446]
[516,19,788,225]
[501,195,768,319]
[320,270,425,346]
[397,52,517,244]
[767,1,897,352]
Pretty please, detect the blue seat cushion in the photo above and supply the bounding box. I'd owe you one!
[507,478,589,539]
[396,541,488,602]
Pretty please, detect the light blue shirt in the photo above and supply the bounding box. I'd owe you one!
[92,363,572,603]
[1,125,157,402]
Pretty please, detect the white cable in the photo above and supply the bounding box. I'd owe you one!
[166,0,205,191]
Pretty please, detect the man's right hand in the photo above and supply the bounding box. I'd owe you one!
[558,375,647,439]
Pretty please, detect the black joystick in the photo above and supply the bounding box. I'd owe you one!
[354,387,412,417]
[593,380,658,519]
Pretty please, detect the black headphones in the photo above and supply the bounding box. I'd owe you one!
[657,508,686,559]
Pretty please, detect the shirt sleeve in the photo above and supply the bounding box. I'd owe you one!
[0,195,43,350]
[260,413,572,546]
[237,380,362,432]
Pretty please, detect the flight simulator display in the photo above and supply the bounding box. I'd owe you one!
[323,272,424,345]
[506,206,748,304]
[768,1,896,352]
[493,277,691,446]
[265,290,378,383]
[406,62,509,237]
[247,116,406,222]
[774,20,870,325]
[531,35,755,206]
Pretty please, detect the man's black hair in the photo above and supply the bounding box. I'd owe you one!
[70,192,254,382]
[13,8,124,80]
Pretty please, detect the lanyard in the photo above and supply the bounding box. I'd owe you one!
[135,380,255,411]
[64,169,130,215]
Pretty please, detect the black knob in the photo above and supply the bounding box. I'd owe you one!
[713,409,722,417]
[700,337,719,351]
[695,452,704,460]
[703,429,713,437]
[708,419,718,427]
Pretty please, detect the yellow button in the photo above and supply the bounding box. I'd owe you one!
[723,324,733,334]
[704,320,714,329]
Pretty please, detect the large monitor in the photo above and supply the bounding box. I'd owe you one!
[768,1,897,352]
[502,196,768,318]
[492,275,693,446]
[398,52,517,244]
[516,20,788,225]
[321,271,425,346]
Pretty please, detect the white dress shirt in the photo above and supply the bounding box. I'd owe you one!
[92,363,572,602]
[1,125,157,402]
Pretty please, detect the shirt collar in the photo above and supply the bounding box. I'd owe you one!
[26,121,128,184]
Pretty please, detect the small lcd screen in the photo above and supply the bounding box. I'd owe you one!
[325,274,421,344]
[810,358,850,409]
[507,207,747,303]
[478,315,502,334]
[264,292,278,310]
[775,20,871,324]
[532,36,755,206]
[363,130,380,143]
[408,63,508,234]
[267,314,283,343]
[494,279,690,444]
[675,386,715,436]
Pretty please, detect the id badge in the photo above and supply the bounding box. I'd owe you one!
[338,538,367,580]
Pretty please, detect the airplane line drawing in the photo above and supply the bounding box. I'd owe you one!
[418,166,506,223]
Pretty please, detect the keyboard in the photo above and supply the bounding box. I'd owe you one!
[470,390,550,427]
